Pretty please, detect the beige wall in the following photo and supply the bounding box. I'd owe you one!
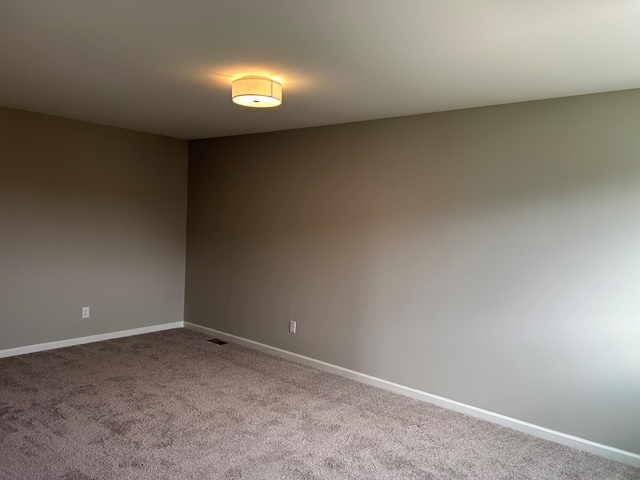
[186,89,640,454]
[0,108,188,349]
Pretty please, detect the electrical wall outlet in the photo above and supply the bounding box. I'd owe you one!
[289,320,296,334]
[82,306,90,319]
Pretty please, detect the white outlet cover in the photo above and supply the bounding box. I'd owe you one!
[82,307,90,318]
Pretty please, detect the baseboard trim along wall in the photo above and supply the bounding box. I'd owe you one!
[0,321,184,358]
[2,320,637,467]
[184,322,640,468]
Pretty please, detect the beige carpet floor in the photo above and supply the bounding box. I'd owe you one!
[0,328,638,479]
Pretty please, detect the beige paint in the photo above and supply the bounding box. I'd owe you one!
[186,89,640,454]
[0,107,188,350]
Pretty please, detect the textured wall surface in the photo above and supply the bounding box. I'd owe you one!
[0,108,188,350]
[186,89,640,454]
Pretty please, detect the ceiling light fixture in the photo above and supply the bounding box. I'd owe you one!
[231,76,282,108]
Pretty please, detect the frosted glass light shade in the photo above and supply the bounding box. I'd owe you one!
[232,77,282,108]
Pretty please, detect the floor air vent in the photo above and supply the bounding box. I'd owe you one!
[207,338,228,345]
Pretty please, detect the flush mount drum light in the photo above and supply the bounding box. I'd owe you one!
[231,76,282,108]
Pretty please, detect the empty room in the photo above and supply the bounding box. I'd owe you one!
[1,1,639,478]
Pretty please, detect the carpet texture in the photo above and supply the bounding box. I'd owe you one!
[0,328,638,479]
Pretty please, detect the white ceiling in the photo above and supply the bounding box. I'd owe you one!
[1,0,639,140]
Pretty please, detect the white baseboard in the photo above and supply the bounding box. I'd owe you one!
[184,322,640,468]
[0,322,184,358]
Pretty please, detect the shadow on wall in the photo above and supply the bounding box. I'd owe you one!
[0,108,188,350]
